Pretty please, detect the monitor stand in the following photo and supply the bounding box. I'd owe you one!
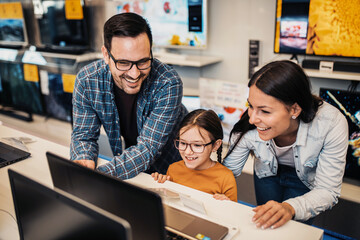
[0,107,33,122]
[290,54,299,63]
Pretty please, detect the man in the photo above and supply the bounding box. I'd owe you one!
[70,13,187,179]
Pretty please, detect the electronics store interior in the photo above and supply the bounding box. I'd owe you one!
[0,0,359,240]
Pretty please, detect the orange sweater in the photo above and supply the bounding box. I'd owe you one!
[166,161,237,202]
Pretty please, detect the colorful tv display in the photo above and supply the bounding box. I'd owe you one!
[117,0,207,49]
[274,0,360,58]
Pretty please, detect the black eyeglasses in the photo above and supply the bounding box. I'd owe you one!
[174,140,215,153]
[107,49,153,71]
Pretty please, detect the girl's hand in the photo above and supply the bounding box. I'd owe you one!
[252,200,295,229]
[151,172,171,183]
[213,193,230,201]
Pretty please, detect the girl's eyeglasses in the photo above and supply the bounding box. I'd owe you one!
[174,140,214,153]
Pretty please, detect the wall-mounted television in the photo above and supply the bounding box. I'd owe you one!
[0,62,43,115]
[116,0,208,49]
[319,88,360,183]
[33,0,90,54]
[0,2,28,48]
[274,0,360,58]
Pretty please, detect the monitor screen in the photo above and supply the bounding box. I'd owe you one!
[117,0,207,49]
[319,88,360,183]
[46,152,166,240]
[8,169,131,240]
[35,0,89,53]
[274,0,360,58]
[0,62,43,114]
[0,2,28,48]
[43,72,72,122]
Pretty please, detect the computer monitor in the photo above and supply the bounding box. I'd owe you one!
[0,62,44,115]
[8,169,132,240]
[34,0,90,53]
[42,72,72,122]
[319,88,360,183]
[0,2,28,48]
[46,152,167,240]
[117,0,208,49]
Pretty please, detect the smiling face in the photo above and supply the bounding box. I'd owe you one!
[102,33,151,95]
[178,126,221,171]
[247,85,301,145]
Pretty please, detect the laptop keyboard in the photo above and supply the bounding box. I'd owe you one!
[166,230,190,240]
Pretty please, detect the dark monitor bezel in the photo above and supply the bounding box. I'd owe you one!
[46,151,167,240]
[8,169,132,240]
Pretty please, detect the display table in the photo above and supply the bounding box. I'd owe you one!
[0,124,323,240]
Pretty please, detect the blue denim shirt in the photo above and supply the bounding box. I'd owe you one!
[70,59,187,179]
[224,102,348,220]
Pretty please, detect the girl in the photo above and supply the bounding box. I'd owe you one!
[152,109,237,202]
[224,60,348,229]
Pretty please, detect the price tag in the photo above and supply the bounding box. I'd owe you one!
[62,73,76,93]
[23,64,39,82]
[0,2,23,19]
[65,0,83,20]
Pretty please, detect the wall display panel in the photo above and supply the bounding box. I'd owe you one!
[319,88,360,183]
[274,0,360,58]
[117,0,208,49]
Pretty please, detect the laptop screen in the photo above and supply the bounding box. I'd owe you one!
[8,169,131,240]
[46,152,166,240]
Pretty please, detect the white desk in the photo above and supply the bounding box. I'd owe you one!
[0,124,323,240]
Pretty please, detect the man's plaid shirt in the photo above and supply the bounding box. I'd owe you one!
[70,58,187,179]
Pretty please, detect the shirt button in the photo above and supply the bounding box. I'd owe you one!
[297,170,300,172]
[295,156,298,158]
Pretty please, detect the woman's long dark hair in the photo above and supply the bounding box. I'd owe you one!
[226,60,323,157]
[177,109,224,163]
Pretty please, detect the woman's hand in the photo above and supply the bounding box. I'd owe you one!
[252,200,295,229]
[151,172,171,183]
[213,193,230,201]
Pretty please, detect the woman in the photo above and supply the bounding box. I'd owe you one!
[224,60,348,229]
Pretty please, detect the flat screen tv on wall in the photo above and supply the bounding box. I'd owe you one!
[274,0,360,58]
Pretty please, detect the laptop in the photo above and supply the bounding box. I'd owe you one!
[8,169,132,240]
[46,152,229,240]
[0,142,31,168]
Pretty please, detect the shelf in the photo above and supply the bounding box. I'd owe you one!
[153,53,222,67]
[304,69,360,81]
[255,65,360,81]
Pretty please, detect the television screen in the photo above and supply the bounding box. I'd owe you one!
[0,61,13,107]
[319,88,360,183]
[117,0,207,49]
[43,72,72,122]
[35,0,89,53]
[0,62,43,114]
[0,2,28,48]
[274,0,360,58]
